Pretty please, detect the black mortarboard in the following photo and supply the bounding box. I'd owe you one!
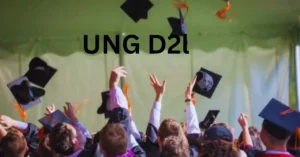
[200,110,220,130]
[38,110,73,130]
[97,91,111,118]
[120,0,153,23]
[24,57,57,88]
[168,10,187,36]
[192,68,222,98]
[7,76,45,110]
[259,98,300,140]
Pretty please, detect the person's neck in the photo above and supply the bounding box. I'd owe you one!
[266,145,287,152]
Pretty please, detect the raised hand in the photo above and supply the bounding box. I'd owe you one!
[185,76,197,100]
[109,66,127,89]
[64,102,78,122]
[149,74,166,96]
[44,104,56,116]
[238,113,249,129]
[0,115,16,129]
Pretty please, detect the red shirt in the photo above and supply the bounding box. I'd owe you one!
[257,154,294,157]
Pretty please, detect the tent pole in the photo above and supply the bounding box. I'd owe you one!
[119,33,125,88]
[294,26,300,111]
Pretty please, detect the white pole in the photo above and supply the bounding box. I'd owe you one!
[295,27,300,111]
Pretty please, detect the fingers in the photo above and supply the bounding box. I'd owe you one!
[162,80,166,87]
[191,75,197,86]
[149,74,156,85]
[153,74,160,85]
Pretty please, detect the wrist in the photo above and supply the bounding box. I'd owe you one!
[155,94,163,102]
[242,126,248,130]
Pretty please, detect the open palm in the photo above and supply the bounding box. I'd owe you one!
[149,74,166,95]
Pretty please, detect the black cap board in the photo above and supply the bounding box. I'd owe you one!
[97,91,111,118]
[192,68,222,98]
[259,98,300,140]
[120,0,153,23]
[7,76,45,110]
[39,110,73,130]
[24,57,57,88]
[168,10,187,36]
[200,110,220,130]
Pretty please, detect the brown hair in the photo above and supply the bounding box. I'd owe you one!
[158,118,189,148]
[1,129,27,157]
[160,135,190,157]
[237,126,264,150]
[198,140,239,157]
[100,123,128,156]
[38,135,59,157]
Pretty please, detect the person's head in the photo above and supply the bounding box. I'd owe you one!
[99,123,128,157]
[211,122,235,136]
[237,126,264,150]
[1,129,27,157]
[260,120,291,149]
[198,140,239,157]
[203,125,233,143]
[158,118,188,148]
[160,136,190,157]
[48,123,84,155]
[38,135,59,157]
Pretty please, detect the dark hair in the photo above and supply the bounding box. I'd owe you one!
[160,136,190,157]
[237,126,264,150]
[48,123,76,155]
[1,129,27,157]
[100,123,128,156]
[198,140,239,157]
[287,132,300,148]
[38,135,59,157]
[93,131,101,144]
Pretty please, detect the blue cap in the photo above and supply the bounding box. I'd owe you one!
[259,98,300,140]
[203,125,233,142]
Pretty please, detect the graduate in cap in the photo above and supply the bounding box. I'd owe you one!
[257,98,300,157]
[98,66,146,157]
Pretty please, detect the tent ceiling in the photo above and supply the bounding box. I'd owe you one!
[0,0,299,39]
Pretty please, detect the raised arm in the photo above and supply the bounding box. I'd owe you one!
[109,66,128,110]
[185,76,201,134]
[149,74,166,129]
[238,113,253,147]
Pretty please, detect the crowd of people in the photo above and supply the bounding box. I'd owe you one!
[0,66,299,157]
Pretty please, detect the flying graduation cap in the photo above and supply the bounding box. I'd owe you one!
[97,91,111,118]
[192,68,222,98]
[168,0,188,37]
[120,0,153,23]
[259,98,300,140]
[199,110,220,130]
[24,57,57,88]
[7,76,45,110]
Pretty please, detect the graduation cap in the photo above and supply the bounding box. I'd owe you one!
[7,76,44,110]
[168,10,187,36]
[192,68,222,98]
[24,57,57,88]
[120,0,153,23]
[259,98,300,140]
[97,91,111,118]
[38,110,73,130]
[199,110,220,130]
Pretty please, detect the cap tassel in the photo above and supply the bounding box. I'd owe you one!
[123,82,132,114]
[280,108,294,115]
[13,102,27,122]
[173,0,189,19]
[38,127,45,140]
[75,98,91,115]
[216,1,231,19]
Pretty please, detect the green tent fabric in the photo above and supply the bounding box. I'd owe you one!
[0,0,298,135]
